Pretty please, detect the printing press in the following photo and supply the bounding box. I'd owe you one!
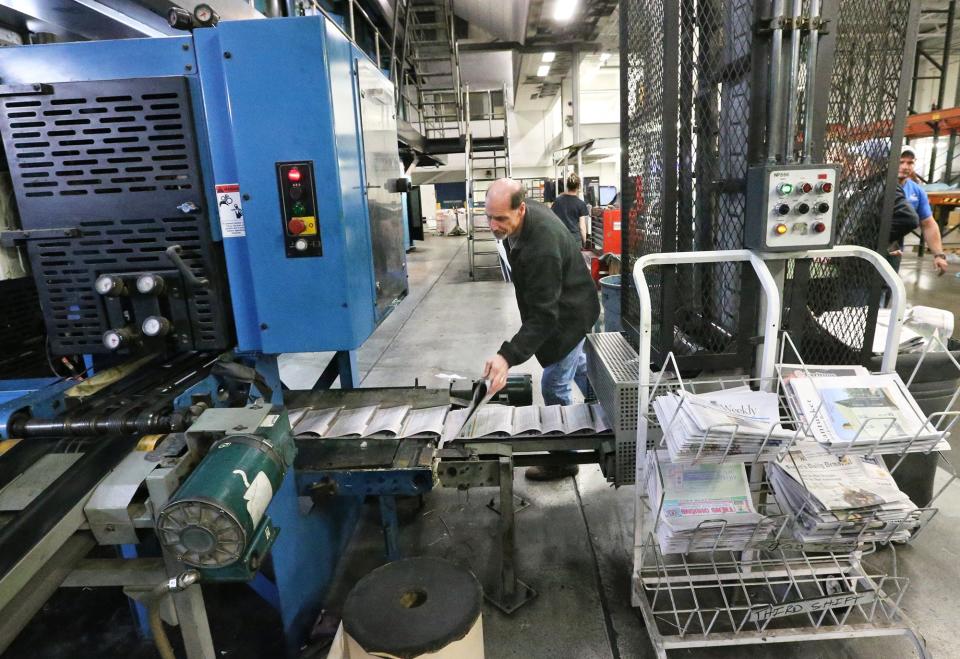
[0,13,614,657]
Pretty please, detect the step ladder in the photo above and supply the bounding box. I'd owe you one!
[465,85,512,280]
[390,0,463,140]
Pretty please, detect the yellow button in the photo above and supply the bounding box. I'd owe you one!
[775,223,788,235]
[293,216,318,236]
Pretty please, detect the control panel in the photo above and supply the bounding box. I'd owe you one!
[276,161,322,258]
[745,163,839,252]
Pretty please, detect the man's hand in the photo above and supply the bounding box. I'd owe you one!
[933,254,948,276]
[483,354,510,396]
[888,248,903,257]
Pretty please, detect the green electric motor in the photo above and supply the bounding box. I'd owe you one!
[156,405,295,581]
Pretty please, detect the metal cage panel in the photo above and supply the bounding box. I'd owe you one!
[620,0,918,369]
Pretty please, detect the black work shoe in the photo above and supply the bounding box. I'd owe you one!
[524,464,579,481]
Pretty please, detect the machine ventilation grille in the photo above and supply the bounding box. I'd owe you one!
[0,278,46,377]
[0,77,232,355]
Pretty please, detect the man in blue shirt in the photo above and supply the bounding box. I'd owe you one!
[896,147,948,275]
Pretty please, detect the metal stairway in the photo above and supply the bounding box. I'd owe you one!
[390,0,463,143]
[465,85,512,280]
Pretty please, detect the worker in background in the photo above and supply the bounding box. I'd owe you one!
[895,146,948,275]
[482,178,600,480]
[551,172,591,248]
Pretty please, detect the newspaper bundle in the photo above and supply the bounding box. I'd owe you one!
[769,441,921,545]
[645,452,773,553]
[652,387,796,463]
[783,371,946,455]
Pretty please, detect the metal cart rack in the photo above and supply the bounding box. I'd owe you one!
[630,247,959,658]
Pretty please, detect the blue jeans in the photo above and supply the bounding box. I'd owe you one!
[541,339,590,406]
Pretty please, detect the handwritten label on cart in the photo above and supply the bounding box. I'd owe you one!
[215,183,245,238]
[747,591,877,623]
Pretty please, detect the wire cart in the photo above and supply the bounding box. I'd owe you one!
[631,247,959,659]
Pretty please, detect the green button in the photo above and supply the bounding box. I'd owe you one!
[292,201,307,215]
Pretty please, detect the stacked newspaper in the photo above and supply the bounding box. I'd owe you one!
[769,441,921,545]
[645,452,773,553]
[783,371,947,455]
[652,386,796,463]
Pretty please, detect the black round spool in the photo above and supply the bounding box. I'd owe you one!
[342,557,482,658]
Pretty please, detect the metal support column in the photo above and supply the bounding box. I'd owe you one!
[379,495,401,561]
[439,447,536,614]
[347,0,355,40]
[929,0,956,182]
[572,46,582,175]
[485,455,536,614]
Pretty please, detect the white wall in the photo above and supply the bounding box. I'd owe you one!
[510,105,561,168]
[419,184,438,220]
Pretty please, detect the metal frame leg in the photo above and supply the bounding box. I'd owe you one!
[336,350,358,389]
[309,350,359,391]
[164,561,215,659]
[379,495,401,561]
[120,544,152,639]
[485,456,537,614]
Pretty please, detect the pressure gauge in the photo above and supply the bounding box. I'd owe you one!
[102,327,136,351]
[142,316,172,338]
[193,4,220,26]
[95,275,126,297]
[136,273,165,295]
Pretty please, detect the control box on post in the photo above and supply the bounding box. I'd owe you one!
[745,164,839,252]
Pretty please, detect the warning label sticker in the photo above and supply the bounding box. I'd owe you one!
[215,183,245,238]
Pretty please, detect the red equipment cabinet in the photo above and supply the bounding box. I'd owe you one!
[601,209,621,255]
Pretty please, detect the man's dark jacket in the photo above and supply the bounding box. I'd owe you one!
[888,184,920,245]
[497,199,600,368]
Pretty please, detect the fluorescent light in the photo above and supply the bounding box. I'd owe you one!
[599,52,611,62]
[537,64,551,77]
[541,51,556,63]
[554,0,577,22]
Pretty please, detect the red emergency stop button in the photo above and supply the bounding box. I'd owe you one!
[288,218,306,235]
[813,222,826,233]
[817,181,832,193]
[287,167,302,183]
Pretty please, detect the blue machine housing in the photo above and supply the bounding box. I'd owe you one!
[0,17,407,358]
[0,16,408,652]
[195,17,406,354]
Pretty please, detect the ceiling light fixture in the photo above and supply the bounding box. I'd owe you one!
[599,52,611,63]
[537,64,551,77]
[542,51,556,63]
[554,0,577,22]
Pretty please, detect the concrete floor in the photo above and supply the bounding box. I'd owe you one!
[10,235,959,659]
[313,235,960,659]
